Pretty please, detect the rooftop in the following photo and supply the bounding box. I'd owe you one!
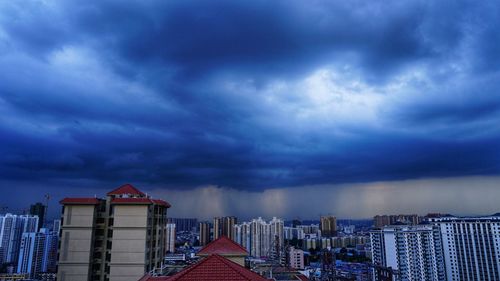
[59,198,102,205]
[197,236,248,256]
[140,254,269,281]
[111,197,171,208]
[107,183,146,197]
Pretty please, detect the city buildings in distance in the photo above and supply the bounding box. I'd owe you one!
[320,215,337,237]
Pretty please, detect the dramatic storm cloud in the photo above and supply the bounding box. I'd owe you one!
[1,0,500,217]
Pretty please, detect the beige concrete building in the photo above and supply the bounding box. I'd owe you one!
[198,222,210,246]
[212,216,237,240]
[288,247,304,270]
[57,184,170,281]
[320,215,337,237]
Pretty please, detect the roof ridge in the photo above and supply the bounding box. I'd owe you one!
[198,236,248,255]
[169,255,266,281]
[107,183,146,196]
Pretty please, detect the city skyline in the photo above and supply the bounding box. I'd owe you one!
[2,1,500,219]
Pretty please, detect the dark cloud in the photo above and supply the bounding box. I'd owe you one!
[0,0,500,202]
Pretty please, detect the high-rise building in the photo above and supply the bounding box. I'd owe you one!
[213,216,237,240]
[234,217,284,259]
[0,214,39,266]
[233,222,251,251]
[16,228,58,279]
[269,217,284,260]
[52,219,61,235]
[370,224,446,281]
[166,223,176,253]
[17,232,45,279]
[167,218,198,233]
[223,216,237,240]
[298,224,320,235]
[288,246,304,270]
[42,229,58,274]
[213,217,222,240]
[199,222,211,246]
[57,184,170,281]
[29,203,46,231]
[320,216,337,237]
[373,214,422,228]
[429,215,500,281]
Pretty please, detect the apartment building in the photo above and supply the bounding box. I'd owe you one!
[57,184,170,281]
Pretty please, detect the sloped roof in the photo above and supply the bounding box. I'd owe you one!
[111,198,171,208]
[140,254,269,281]
[198,236,248,256]
[60,198,102,205]
[107,183,146,196]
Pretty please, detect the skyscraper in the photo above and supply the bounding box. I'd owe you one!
[373,214,421,228]
[0,214,39,266]
[213,216,237,240]
[320,216,337,237]
[166,218,197,232]
[429,215,500,281]
[42,228,58,274]
[199,222,210,246]
[29,203,46,231]
[234,217,284,258]
[223,216,237,240]
[166,223,176,253]
[213,217,222,240]
[17,231,45,279]
[57,184,170,281]
[234,222,251,251]
[370,224,446,281]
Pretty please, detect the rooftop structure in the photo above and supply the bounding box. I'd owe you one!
[197,236,248,266]
[139,254,270,281]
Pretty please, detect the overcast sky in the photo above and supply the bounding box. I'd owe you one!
[1,0,500,220]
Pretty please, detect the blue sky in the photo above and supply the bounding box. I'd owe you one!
[1,0,500,219]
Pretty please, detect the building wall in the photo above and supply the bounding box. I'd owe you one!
[199,222,210,246]
[166,223,176,253]
[289,247,304,269]
[109,205,148,281]
[370,225,445,281]
[433,218,500,281]
[57,205,96,281]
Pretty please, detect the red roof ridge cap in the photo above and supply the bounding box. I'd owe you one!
[198,236,248,255]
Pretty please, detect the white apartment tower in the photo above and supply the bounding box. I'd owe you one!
[233,222,251,251]
[370,224,446,281]
[166,223,176,253]
[429,215,500,281]
[233,217,284,258]
[16,229,58,279]
[0,214,39,265]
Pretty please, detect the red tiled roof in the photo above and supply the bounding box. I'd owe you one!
[151,199,172,208]
[60,198,101,205]
[198,236,248,256]
[111,198,171,208]
[107,183,146,196]
[140,254,269,281]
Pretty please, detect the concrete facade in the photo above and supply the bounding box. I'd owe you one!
[57,184,170,281]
